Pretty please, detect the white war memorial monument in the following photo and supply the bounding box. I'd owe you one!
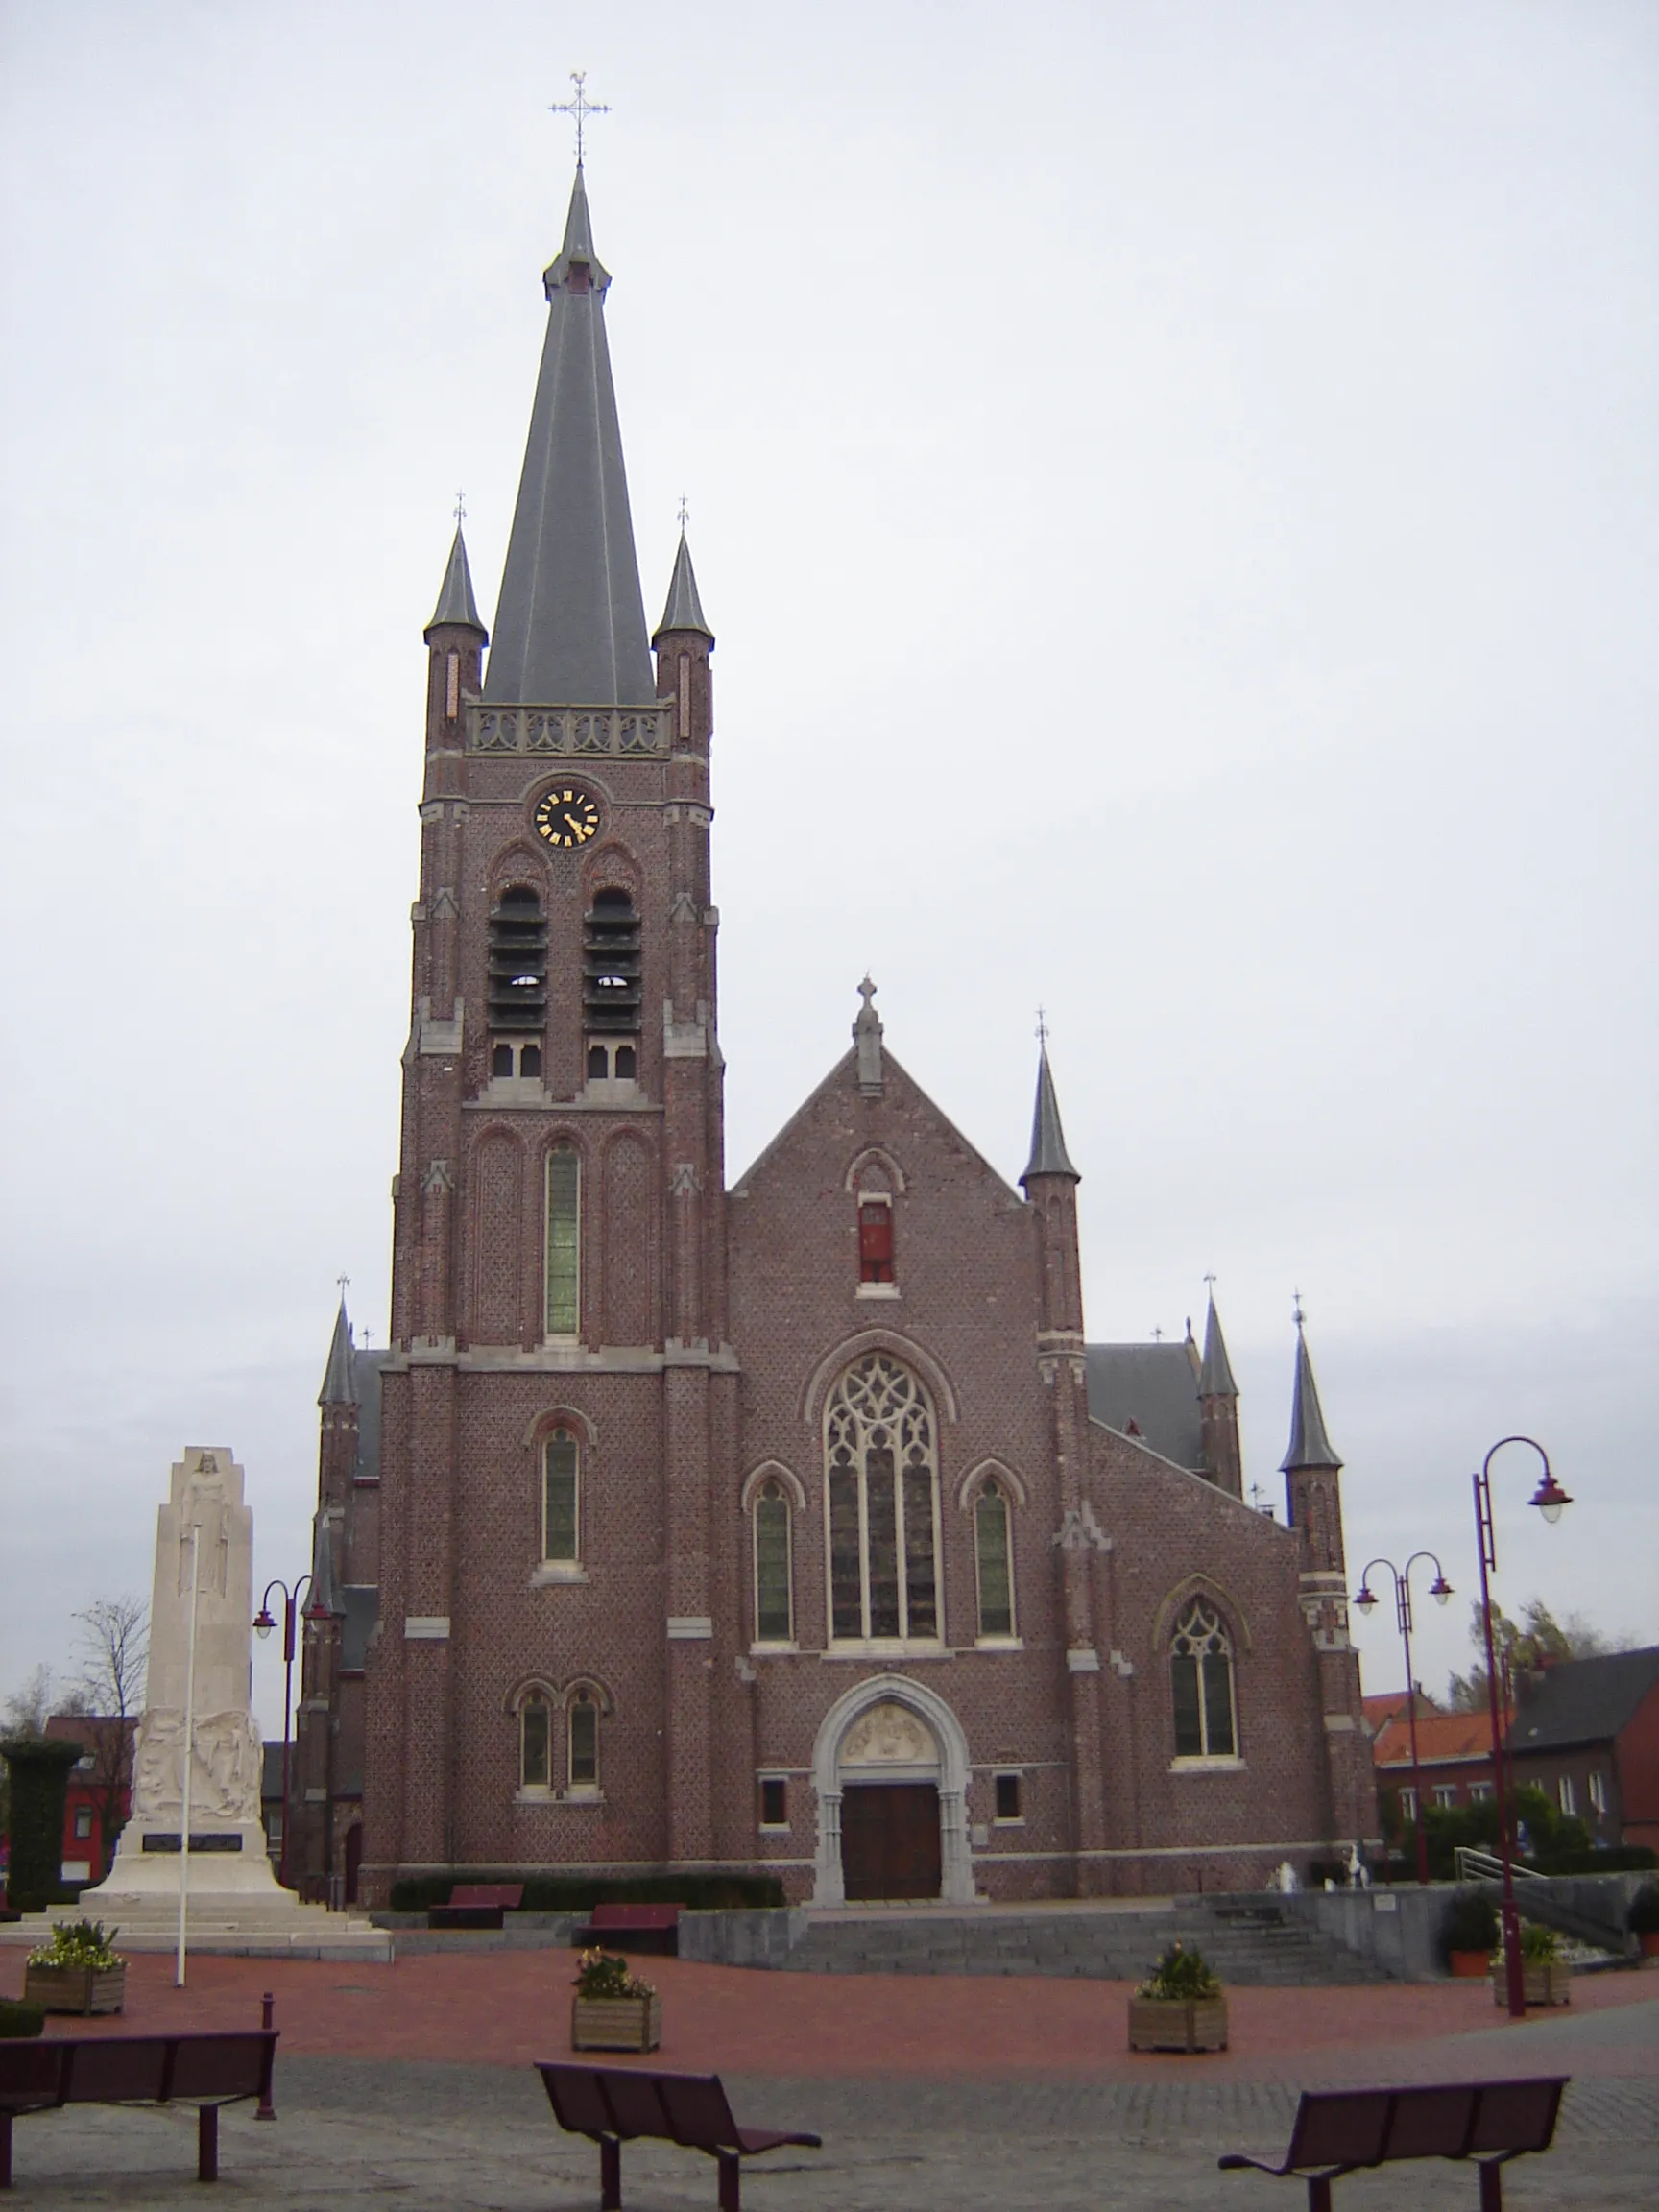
[84,1448,325,1936]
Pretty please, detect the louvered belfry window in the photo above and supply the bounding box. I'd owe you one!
[583,888,641,1033]
[488,886,548,1033]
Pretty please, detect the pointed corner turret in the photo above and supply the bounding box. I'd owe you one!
[653,530,714,646]
[853,974,884,1096]
[318,1298,358,1408]
[1021,1044,1080,1188]
[425,524,487,641]
[1199,1290,1238,1399]
[1281,1305,1341,1472]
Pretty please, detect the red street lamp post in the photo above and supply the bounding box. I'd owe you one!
[1354,1551,1454,1884]
[253,1576,331,1889]
[1473,1436,1574,2020]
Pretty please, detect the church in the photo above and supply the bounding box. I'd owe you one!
[295,156,1376,1911]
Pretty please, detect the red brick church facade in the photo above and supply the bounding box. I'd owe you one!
[298,163,1376,1910]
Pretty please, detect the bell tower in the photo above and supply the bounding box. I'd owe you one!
[361,156,733,1903]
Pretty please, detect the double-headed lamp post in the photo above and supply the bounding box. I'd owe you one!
[1475,1436,1574,2020]
[253,1575,331,1888]
[1354,1551,1454,1885]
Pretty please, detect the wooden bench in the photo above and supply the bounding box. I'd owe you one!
[0,2028,278,2189]
[574,1902,682,1956]
[538,2060,820,2212]
[427,1882,524,1929]
[1219,2077,1568,2210]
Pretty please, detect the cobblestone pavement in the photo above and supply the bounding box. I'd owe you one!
[3,1955,1654,2206]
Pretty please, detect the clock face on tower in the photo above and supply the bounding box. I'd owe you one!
[533,784,602,849]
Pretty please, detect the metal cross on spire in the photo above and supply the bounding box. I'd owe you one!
[336,1272,350,1297]
[677,495,690,532]
[1292,1288,1306,1328]
[1035,1005,1048,1045]
[453,490,467,527]
[549,69,610,165]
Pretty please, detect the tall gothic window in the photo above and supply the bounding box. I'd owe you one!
[974,1482,1015,1638]
[520,1695,551,1790]
[1170,1598,1238,1759]
[567,1688,599,1789]
[825,1355,940,1643]
[544,1146,580,1336]
[542,1430,579,1562]
[753,1480,793,1643]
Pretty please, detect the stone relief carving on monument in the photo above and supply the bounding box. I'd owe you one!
[840,1700,935,1767]
[131,1707,263,1823]
[132,1709,187,1818]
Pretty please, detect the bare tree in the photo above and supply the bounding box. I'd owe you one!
[67,1597,149,1872]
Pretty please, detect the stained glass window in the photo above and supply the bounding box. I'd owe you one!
[544,1146,580,1336]
[1170,1598,1237,1758]
[824,1356,940,1643]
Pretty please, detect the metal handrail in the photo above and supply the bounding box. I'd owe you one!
[1455,1846,1544,1887]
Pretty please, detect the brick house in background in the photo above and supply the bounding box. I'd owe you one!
[1506,1648,1659,1852]
[295,160,1377,1910]
[1371,1708,1498,1825]
[44,1715,135,1886]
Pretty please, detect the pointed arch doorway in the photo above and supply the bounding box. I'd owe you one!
[810,1675,975,1906]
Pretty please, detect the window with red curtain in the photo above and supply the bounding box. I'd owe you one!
[858,1201,894,1283]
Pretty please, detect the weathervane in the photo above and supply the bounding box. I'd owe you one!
[453,490,467,526]
[1035,1005,1048,1046]
[550,69,610,165]
[1292,1288,1305,1328]
[677,495,690,532]
[336,1272,350,1297]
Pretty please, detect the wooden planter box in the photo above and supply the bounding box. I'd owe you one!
[23,1962,125,2016]
[571,1993,661,2052]
[1128,1994,1228,2053]
[1491,1961,1571,2008]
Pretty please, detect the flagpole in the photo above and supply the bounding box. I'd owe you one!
[176,1524,201,1988]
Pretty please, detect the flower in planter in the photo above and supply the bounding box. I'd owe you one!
[1135,1939,1222,2002]
[27,1918,124,1971]
[572,1948,655,2001]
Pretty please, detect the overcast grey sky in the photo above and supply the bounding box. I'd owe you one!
[2,1,1654,1737]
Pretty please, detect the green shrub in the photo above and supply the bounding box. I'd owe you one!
[1517,1921,1561,1963]
[27,1918,124,1970]
[1626,1883,1659,1936]
[572,1948,654,2000]
[1441,1888,1500,1962]
[1136,1940,1221,2000]
[0,1738,83,1914]
[1545,1846,1657,1877]
[0,2000,45,2039]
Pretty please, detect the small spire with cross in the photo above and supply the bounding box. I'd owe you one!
[549,69,610,166]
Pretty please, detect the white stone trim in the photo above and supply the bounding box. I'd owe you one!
[808,1672,974,1908]
[667,1617,713,1640]
[1066,1647,1101,1672]
[404,1616,450,1641]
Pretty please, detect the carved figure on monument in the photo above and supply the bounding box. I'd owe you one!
[132,1709,187,1820]
[192,1710,263,1820]
[841,1701,936,1766]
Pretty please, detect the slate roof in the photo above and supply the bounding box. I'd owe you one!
[1198,1294,1238,1397]
[1085,1342,1204,1471]
[340,1586,379,1673]
[426,523,485,635]
[484,166,655,706]
[1021,1046,1080,1184]
[1507,1647,1659,1755]
[353,1349,387,1483]
[653,530,712,643]
[1281,1320,1342,1470]
[319,1299,357,1407]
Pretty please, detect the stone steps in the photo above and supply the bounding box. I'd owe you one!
[781,1900,1392,1986]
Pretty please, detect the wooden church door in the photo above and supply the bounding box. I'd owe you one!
[840,1782,942,1900]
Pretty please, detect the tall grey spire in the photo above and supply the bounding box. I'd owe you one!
[653,530,713,643]
[1280,1310,1341,1471]
[483,167,654,705]
[1021,1045,1080,1185]
[1198,1291,1238,1398]
[426,523,486,637]
[318,1298,358,1408]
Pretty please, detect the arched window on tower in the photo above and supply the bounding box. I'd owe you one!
[544,1145,580,1337]
[974,1482,1016,1639]
[488,887,547,1044]
[542,1429,580,1563]
[825,1355,940,1645]
[753,1479,793,1644]
[583,888,640,1080]
[1169,1597,1238,1760]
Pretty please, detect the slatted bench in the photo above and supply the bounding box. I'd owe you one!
[1219,2077,1568,2210]
[538,2059,820,2211]
[574,1902,682,1956]
[0,2028,278,2189]
[427,1882,524,1930]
